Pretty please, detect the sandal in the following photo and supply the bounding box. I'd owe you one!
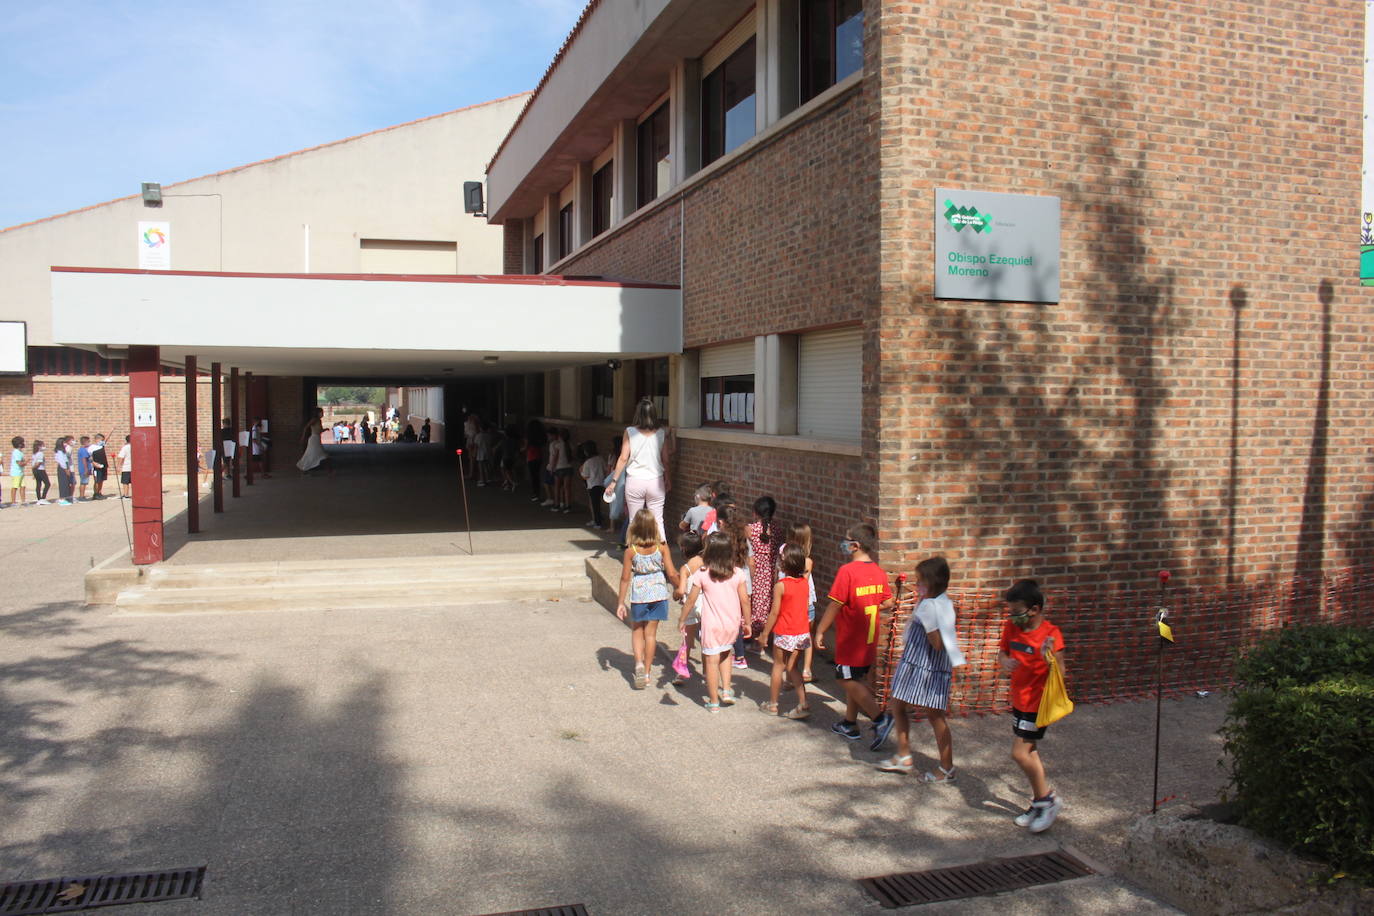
[784,705,812,720]
[719,689,737,706]
[877,755,915,774]
[922,765,957,783]
[758,700,779,715]
[705,701,721,713]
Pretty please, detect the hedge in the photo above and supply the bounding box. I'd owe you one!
[1223,627,1374,884]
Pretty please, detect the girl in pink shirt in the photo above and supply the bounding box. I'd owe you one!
[679,532,750,712]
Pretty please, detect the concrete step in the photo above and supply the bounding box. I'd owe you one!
[139,554,586,589]
[115,572,589,615]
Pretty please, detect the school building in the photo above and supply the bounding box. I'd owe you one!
[3,1,1370,701]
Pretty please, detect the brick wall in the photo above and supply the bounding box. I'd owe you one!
[873,0,1373,592]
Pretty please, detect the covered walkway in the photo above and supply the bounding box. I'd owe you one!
[158,443,616,566]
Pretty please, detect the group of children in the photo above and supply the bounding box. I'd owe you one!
[613,485,1068,834]
[5,433,129,507]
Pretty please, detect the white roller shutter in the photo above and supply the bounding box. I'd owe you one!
[699,340,755,377]
[798,327,862,439]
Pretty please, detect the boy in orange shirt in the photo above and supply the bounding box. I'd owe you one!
[999,579,1067,833]
[815,523,895,751]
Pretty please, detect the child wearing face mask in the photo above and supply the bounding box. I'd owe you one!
[999,578,1067,834]
[814,523,895,751]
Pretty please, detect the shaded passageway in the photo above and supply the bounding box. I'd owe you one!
[159,443,614,566]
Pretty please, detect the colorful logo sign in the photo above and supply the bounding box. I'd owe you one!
[943,200,992,234]
[142,226,168,248]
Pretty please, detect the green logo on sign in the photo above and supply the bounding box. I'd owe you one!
[943,200,992,233]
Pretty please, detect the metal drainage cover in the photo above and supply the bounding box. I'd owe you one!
[475,908,588,916]
[1,866,205,915]
[859,850,1093,908]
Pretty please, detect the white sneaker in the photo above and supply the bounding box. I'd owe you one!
[1027,794,1062,833]
[36,499,49,505]
[1013,804,1036,827]
[540,499,555,507]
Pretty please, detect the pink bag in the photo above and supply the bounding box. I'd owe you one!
[672,643,690,678]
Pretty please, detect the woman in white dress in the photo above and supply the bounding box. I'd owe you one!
[297,407,332,476]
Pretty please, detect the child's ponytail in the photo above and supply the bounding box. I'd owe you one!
[753,495,777,543]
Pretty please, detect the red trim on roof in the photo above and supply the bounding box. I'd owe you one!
[49,265,678,291]
[486,1,601,174]
[3,93,532,235]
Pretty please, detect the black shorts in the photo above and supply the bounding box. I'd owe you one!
[553,467,574,479]
[834,664,871,682]
[120,471,131,485]
[94,467,107,482]
[1012,707,1048,741]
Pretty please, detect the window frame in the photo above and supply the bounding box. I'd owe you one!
[701,35,758,167]
[532,233,544,274]
[591,161,613,237]
[558,203,574,261]
[700,373,755,429]
[636,102,671,209]
[800,0,863,104]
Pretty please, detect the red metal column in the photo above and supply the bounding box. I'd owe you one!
[244,371,255,486]
[128,345,164,565]
[185,355,200,534]
[230,366,241,498]
[211,361,224,513]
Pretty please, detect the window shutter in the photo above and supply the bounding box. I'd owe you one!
[798,326,861,439]
[699,340,755,377]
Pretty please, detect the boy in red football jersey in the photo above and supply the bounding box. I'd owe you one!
[999,578,1067,833]
[815,523,895,751]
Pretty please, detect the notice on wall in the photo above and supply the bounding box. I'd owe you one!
[138,221,171,270]
[934,188,1059,303]
[133,397,157,428]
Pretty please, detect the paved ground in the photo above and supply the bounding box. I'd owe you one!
[0,454,1227,914]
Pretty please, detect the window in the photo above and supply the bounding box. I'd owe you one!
[635,357,669,420]
[636,102,671,209]
[591,364,615,419]
[591,162,613,237]
[699,342,755,429]
[532,233,544,273]
[797,326,861,439]
[801,0,863,104]
[702,37,757,166]
[558,203,574,260]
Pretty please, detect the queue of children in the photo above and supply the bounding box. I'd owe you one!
[4,433,116,507]
[613,482,1066,834]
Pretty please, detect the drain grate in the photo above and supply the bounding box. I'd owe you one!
[858,850,1093,908]
[1,866,205,914]
[475,908,588,916]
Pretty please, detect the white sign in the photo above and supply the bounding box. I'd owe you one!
[133,397,157,427]
[0,320,25,375]
[138,221,171,270]
[934,188,1060,303]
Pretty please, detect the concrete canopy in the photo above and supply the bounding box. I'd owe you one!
[50,267,682,376]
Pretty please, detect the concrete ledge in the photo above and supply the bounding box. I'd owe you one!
[585,552,625,620]
[1120,806,1374,915]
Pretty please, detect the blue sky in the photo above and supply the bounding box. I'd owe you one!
[0,0,586,229]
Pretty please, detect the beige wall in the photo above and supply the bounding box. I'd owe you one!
[1,93,529,346]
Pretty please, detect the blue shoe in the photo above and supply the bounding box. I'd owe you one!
[869,711,895,751]
[830,720,861,740]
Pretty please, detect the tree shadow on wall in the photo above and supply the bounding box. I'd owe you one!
[909,79,1227,589]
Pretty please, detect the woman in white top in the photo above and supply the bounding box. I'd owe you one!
[605,398,672,541]
[297,407,332,476]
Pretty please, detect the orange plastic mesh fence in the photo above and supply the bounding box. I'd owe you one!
[873,570,1374,717]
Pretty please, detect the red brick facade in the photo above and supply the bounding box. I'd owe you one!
[504,0,1373,601]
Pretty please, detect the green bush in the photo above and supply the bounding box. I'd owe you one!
[1223,627,1374,885]
[1233,625,1374,692]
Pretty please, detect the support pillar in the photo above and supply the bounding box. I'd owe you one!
[185,355,200,534]
[211,361,224,513]
[230,366,241,498]
[244,371,255,486]
[128,345,164,565]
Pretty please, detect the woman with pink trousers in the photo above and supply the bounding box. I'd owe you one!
[605,398,672,541]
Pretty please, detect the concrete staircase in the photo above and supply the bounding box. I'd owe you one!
[111,553,592,615]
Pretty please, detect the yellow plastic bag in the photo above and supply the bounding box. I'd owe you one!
[1035,650,1074,728]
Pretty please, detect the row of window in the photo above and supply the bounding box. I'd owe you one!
[533,0,863,267]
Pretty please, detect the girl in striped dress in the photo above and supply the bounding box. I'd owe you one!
[879,556,966,782]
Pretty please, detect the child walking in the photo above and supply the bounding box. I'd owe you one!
[616,508,678,690]
[755,543,813,719]
[747,496,782,643]
[579,441,607,529]
[815,523,896,751]
[679,532,750,711]
[31,440,50,504]
[8,436,27,506]
[671,529,705,685]
[784,522,817,682]
[1000,578,1067,833]
[879,557,966,781]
